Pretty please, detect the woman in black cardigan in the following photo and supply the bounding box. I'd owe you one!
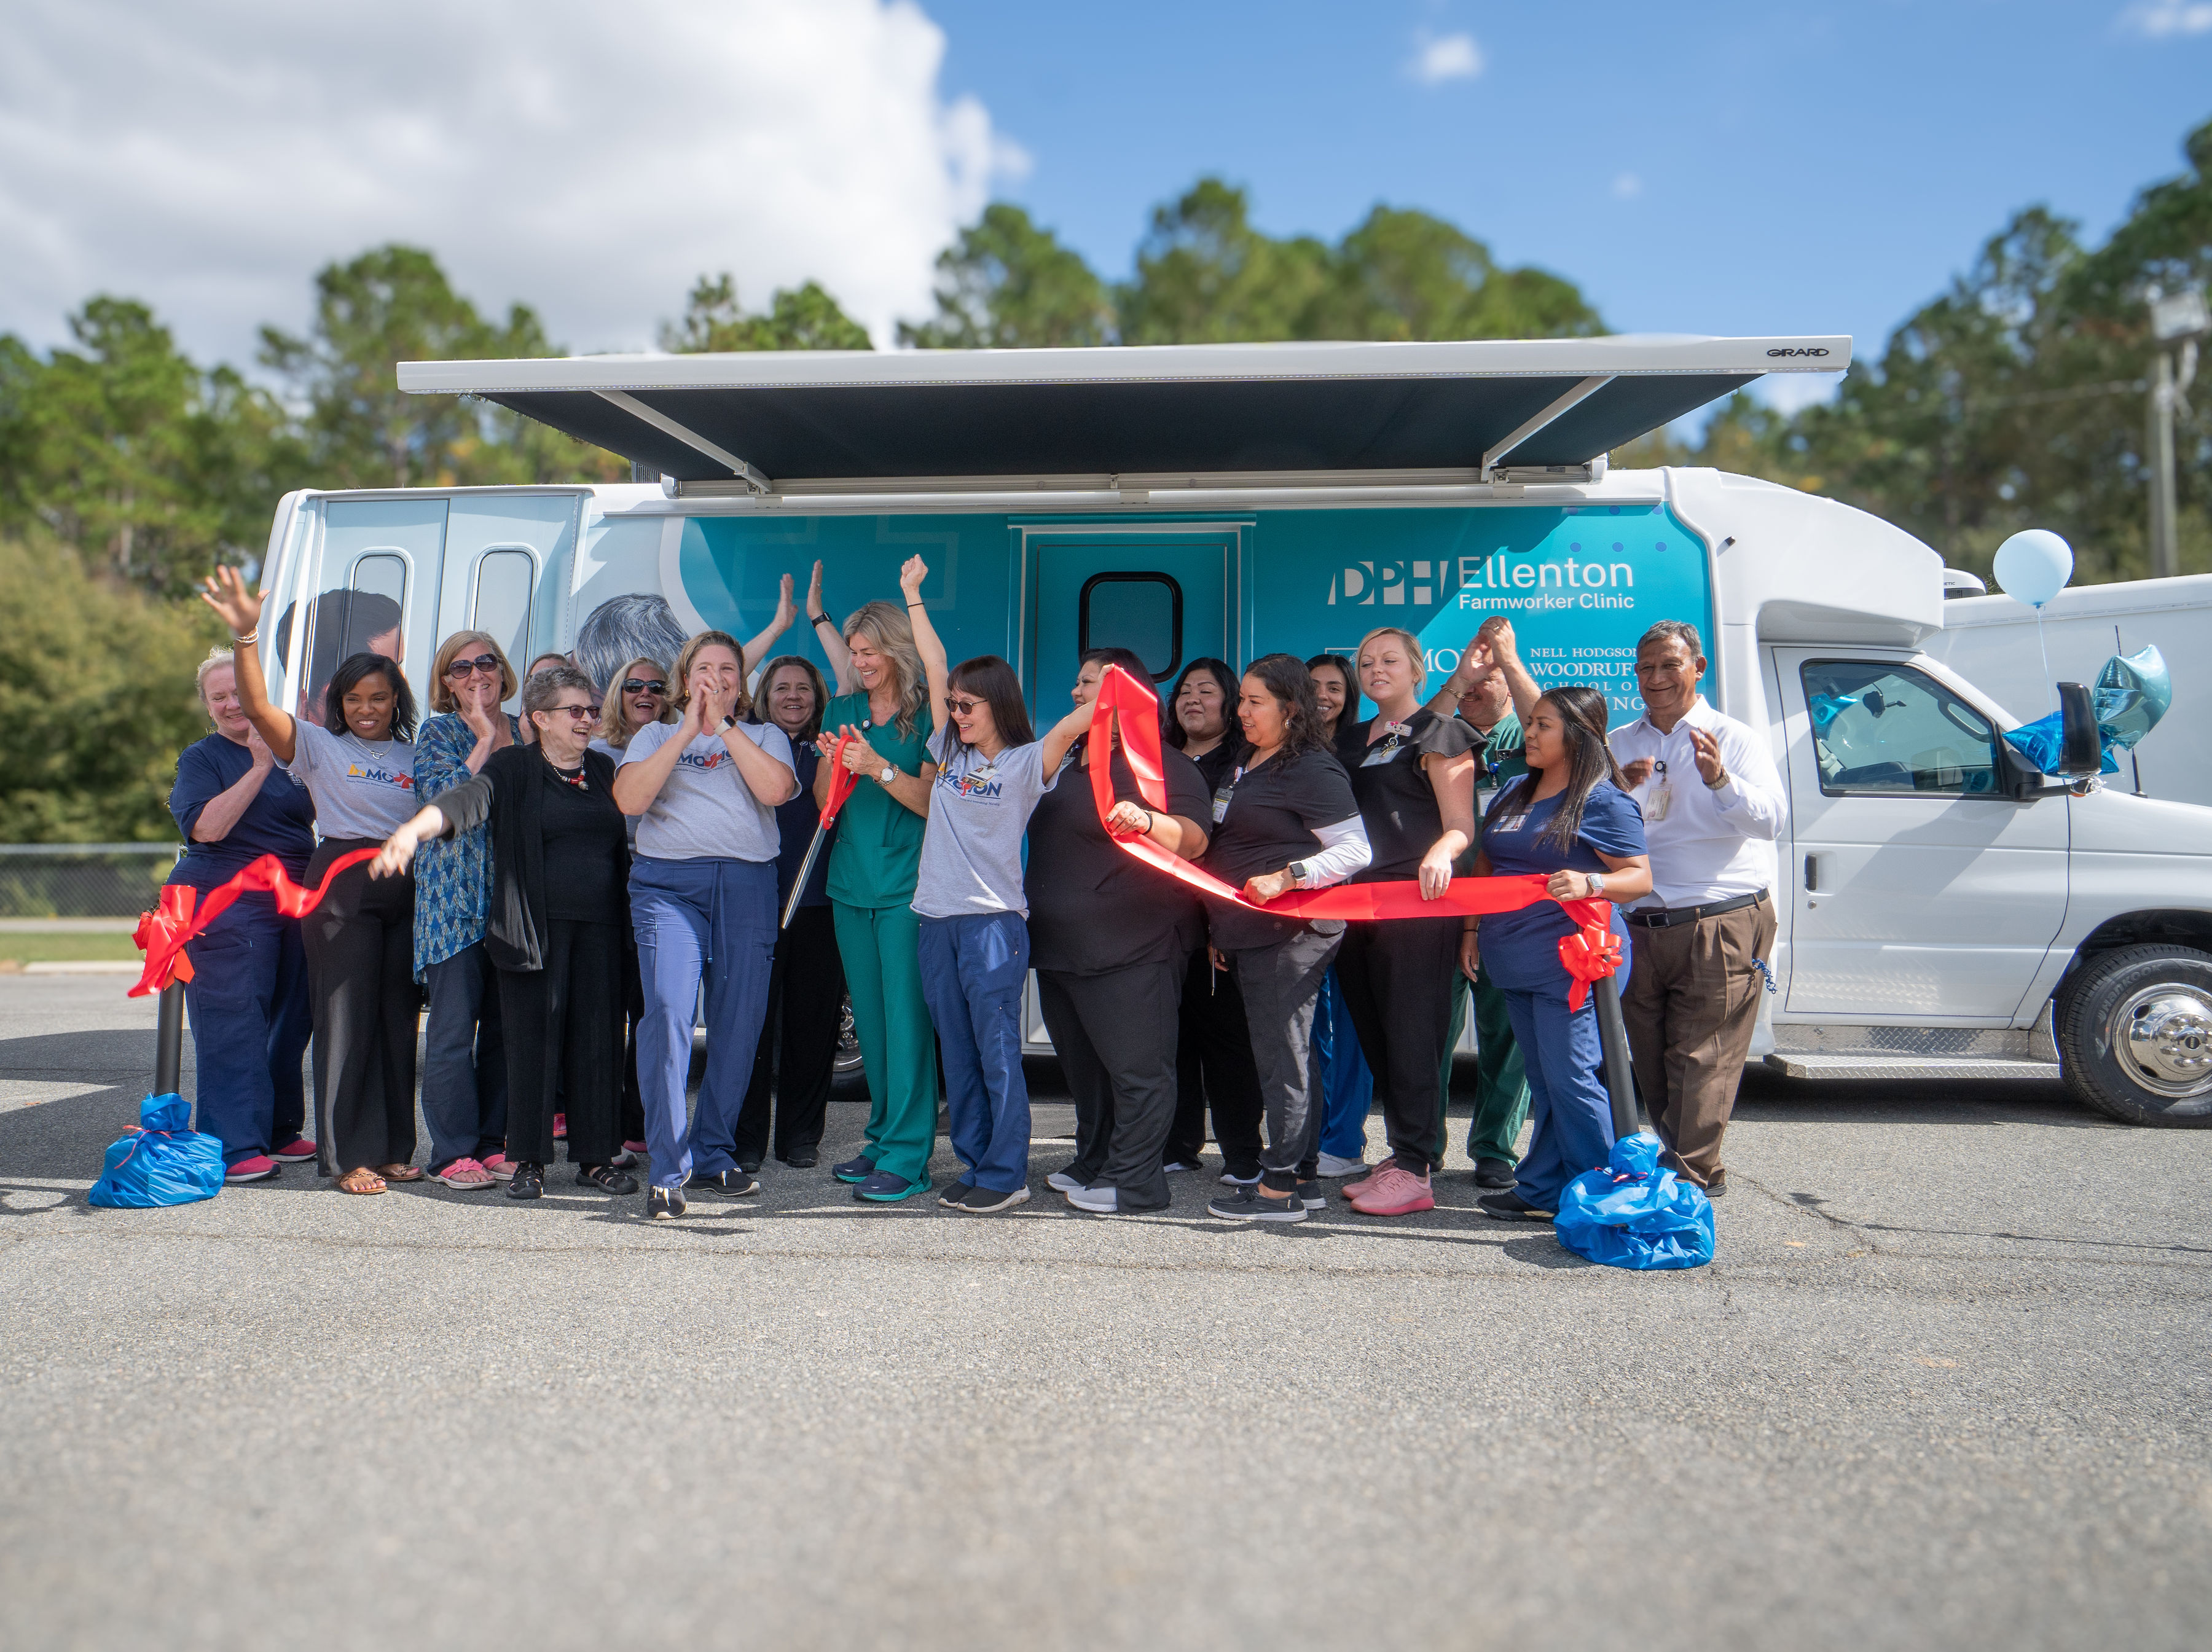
[371,665,638,1202]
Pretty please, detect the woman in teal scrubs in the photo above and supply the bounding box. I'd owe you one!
[811,561,941,1202]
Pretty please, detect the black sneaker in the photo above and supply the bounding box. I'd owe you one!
[1702,1172,1728,1199]
[1477,1189,1553,1221]
[646,1185,686,1220]
[957,1183,1031,1215]
[1473,1157,1518,1190]
[576,1164,638,1196]
[1296,1179,1327,1212]
[737,1158,763,1175]
[831,1154,876,1184]
[782,1150,818,1170]
[938,1180,973,1208]
[1207,1183,1306,1222]
[506,1162,545,1200]
[689,1169,759,1199]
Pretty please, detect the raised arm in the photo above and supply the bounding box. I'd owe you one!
[741,571,800,684]
[196,566,296,762]
[1038,697,1097,774]
[805,562,856,695]
[900,555,951,732]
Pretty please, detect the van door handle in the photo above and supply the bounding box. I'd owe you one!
[1803,853,1820,892]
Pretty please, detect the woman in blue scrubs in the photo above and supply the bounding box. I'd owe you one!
[166,648,318,1183]
[1462,684,1651,1220]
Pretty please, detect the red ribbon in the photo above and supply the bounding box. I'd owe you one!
[130,847,381,998]
[1087,666,1622,1009]
[817,730,861,826]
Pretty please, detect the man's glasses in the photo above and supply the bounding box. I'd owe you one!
[622,678,667,695]
[445,654,501,676]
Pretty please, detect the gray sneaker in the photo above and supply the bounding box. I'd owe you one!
[1064,1183,1118,1214]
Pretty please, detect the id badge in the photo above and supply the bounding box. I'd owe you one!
[1646,780,1672,822]
[1212,783,1234,824]
[1359,737,1403,769]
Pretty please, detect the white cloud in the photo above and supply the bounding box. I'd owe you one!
[1612,172,1643,200]
[0,0,1027,366]
[2119,0,2212,34]
[1406,31,1484,87]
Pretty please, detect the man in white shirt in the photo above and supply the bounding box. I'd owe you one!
[1609,620,1785,1196]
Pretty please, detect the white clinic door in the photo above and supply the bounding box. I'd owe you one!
[1771,647,2068,1021]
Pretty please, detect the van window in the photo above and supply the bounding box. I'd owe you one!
[1079,572,1182,683]
[1802,661,1999,796]
[473,550,535,676]
[352,552,406,610]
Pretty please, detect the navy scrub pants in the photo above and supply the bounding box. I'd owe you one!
[419,942,508,1172]
[1496,981,1616,1212]
[918,910,1031,1195]
[181,893,312,1167]
[630,855,777,1189]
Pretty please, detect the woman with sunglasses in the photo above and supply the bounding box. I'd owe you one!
[369,666,640,1202]
[593,654,677,1165]
[408,631,525,1190]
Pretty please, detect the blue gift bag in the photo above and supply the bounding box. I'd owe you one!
[87,1093,225,1209]
[1553,1131,1714,1270]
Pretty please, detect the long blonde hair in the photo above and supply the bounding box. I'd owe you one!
[670,631,751,720]
[428,630,519,713]
[842,600,928,739]
[597,654,676,749]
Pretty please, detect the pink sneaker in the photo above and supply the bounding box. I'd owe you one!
[1340,1163,1389,1202]
[433,1157,497,1190]
[224,1154,278,1183]
[270,1137,316,1163]
[552,1113,567,1140]
[1349,1162,1435,1217]
[622,1139,648,1156]
[480,1154,516,1181]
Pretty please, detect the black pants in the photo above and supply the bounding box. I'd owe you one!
[1227,925,1342,1190]
[736,903,847,1162]
[498,918,624,1169]
[300,840,420,1176]
[1165,948,1265,1174]
[619,942,645,1146]
[1335,916,1460,1173]
[1038,959,1184,1212]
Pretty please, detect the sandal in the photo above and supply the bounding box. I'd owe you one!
[377,1162,425,1183]
[336,1167,387,1196]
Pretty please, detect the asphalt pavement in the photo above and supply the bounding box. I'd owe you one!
[1,974,2206,1652]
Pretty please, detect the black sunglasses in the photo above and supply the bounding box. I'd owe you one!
[622,678,668,695]
[446,654,501,676]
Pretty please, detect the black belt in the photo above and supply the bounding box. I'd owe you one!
[1623,888,1768,929]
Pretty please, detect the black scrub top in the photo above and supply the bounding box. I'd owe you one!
[1335,710,1475,882]
[1198,746,1359,950]
[1026,743,1212,975]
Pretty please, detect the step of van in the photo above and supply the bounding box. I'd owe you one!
[1763,1021,2060,1082]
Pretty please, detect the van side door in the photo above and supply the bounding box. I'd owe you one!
[1771,648,2068,1021]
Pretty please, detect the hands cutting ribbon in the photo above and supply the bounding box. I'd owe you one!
[1087,666,1622,1009]
[129,848,381,998]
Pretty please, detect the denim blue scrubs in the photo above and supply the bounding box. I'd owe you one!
[167,732,318,1166]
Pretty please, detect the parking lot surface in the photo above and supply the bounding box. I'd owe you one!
[2,975,2206,1651]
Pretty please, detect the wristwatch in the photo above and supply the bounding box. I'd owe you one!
[1588,872,1607,897]
[878,764,896,785]
[1287,859,1313,888]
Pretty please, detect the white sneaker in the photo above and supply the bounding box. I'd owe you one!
[1161,1159,1204,1175]
[1316,1153,1368,1178]
[1064,1183,1118,1214]
[1045,1168,1085,1193]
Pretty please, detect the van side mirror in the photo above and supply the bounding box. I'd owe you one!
[2056,681,2102,777]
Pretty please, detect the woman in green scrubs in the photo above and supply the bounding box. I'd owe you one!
[809,560,941,1202]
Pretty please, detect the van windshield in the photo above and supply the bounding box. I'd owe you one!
[1804,662,1999,796]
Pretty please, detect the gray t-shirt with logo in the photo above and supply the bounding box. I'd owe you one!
[912,727,1056,920]
[280,719,417,839]
[620,718,793,864]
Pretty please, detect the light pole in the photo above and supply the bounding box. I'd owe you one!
[2147,288,2206,579]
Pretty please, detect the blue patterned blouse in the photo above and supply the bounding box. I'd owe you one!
[410,711,521,981]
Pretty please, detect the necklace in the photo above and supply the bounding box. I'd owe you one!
[546,752,588,791]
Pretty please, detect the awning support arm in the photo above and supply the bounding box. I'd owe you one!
[594,389,774,493]
[1480,375,1615,480]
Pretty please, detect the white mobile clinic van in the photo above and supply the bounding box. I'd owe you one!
[247,335,2212,1127]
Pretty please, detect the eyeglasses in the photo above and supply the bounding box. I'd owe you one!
[545,704,598,720]
[622,678,667,695]
[947,696,986,714]
[445,654,501,677]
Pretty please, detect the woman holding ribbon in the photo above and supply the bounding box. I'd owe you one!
[613,631,799,1219]
[1464,684,1651,1221]
[735,656,846,1172]
[198,566,425,1196]
[1304,651,1378,1182]
[369,665,639,1203]
[1159,658,1266,1183]
[409,630,521,1191]
[1199,654,1373,1223]
[815,567,941,1205]
[165,647,318,1183]
[1330,627,1477,1218]
[1027,649,1214,1215]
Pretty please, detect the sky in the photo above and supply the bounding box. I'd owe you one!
[1,0,2208,421]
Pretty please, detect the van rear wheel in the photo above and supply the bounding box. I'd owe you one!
[2055,945,2212,1127]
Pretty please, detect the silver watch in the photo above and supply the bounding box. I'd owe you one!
[879,764,896,785]
[1588,872,1607,896]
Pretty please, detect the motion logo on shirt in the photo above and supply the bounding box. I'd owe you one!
[676,750,728,772]
[343,762,414,792]
[940,767,1005,802]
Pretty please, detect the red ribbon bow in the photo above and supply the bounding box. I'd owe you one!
[1087,665,1622,1006]
[130,847,382,998]
[132,887,200,990]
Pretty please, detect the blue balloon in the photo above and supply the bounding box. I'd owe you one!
[1992,529,2073,609]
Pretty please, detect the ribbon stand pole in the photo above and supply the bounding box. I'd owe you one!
[1590,972,1640,1141]
[153,979,186,1096]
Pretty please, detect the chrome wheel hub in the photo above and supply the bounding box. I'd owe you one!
[2116,985,2212,1098]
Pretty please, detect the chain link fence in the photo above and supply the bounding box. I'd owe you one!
[0,845,181,920]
